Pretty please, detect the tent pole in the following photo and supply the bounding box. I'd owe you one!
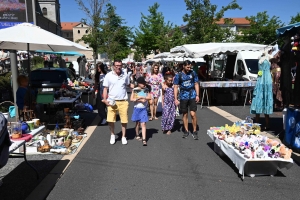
[10,50,19,121]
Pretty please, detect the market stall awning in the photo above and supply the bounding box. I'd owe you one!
[170,43,267,58]
[35,50,84,56]
[276,22,300,37]
[153,52,170,59]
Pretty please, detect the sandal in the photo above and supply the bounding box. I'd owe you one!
[142,139,147,146]
[166,130,171,135]
[149,117,153,121]
[135,134,142,140]
[154,116,158,120]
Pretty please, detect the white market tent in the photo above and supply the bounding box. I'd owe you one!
[122,58,135,63]
[170,43,268,58]
[153,52,170,59]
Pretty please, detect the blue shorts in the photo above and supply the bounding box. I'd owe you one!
[131,107,148,123]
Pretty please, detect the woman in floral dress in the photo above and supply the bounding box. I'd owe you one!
[146,63,163,120]
[161,74,176,135]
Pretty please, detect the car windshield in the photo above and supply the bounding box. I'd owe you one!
[30,70,68,83]
[245,59,259,74]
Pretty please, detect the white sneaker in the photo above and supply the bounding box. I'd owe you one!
[121,137,127,145]
[101,119,107,125]
[110,135,115,144]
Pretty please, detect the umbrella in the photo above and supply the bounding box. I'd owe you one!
[0,23,90,118]
[0,23,89,52]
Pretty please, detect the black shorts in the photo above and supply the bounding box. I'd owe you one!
[180,99,197,113]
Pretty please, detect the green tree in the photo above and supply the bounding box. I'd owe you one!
[99,3,133,60]
[183,0,241,43]
[290,12,300,24]
[76,0,108,63]
[134,3,173,58]
[237,11,283,44]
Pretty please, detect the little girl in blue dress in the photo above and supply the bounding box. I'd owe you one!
[130,77,151,146]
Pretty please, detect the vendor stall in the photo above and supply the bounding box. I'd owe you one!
[200,81,256,108]
[170,43,268,106]
[276,23,300,151]
[208,120,293,180]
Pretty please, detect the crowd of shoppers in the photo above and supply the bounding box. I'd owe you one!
[94,60,201,146]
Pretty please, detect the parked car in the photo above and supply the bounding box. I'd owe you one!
[30,68,76,88]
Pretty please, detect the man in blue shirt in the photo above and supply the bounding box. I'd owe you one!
[174,60,200,140]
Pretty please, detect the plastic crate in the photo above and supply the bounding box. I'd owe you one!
[36,93,54,104]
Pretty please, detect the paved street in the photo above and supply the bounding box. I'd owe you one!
[44,104,300,200]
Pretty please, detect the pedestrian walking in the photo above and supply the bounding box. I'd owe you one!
[95,62,107,125]
[130,77,151,146]
[146,63,164,120]
[102,60,133,145]
[174,60,200,140]
[161,74,176,135]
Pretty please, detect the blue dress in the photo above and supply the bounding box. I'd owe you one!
[250,59,273,115]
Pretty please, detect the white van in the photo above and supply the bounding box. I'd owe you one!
[233,51,261,81]
[212,51,262,81]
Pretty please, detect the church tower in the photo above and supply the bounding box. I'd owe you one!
[37,0,61,25]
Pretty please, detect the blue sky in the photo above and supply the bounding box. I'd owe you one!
[60,0,299,28]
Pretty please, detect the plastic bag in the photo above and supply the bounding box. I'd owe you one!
[9,106,15,118]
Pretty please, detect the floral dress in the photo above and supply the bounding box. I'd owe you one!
[146,73,163,98]
[161,86,176,131]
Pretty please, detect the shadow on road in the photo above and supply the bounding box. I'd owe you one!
[0,159,70,200]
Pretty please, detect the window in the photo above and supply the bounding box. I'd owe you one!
[66,33,69,37]
[42,7,47,15]
[78,30,80,34]
[237,60,246,75]
[81,24,83,27]
[85,30,88,34]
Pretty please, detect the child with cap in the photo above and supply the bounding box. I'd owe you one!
[130,77,151,146]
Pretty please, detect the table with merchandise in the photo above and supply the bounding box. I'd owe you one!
[207,120,293,180]
[200,81,256,108]
[9,125,45,179]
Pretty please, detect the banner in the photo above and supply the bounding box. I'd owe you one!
[0,0,32,29]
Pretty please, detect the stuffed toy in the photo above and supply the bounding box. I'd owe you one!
[244,149,252,159]
[291,33,300,55]
[279,145,293,160]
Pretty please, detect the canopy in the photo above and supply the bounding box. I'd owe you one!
[276,22,300,37]
[170,43,267,58]
[122,58,134,63]
[35,50,84,56]
[153,52,170,59]
[0,23,90,51]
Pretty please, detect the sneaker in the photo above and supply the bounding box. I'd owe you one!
[182,131,189,138]
[101,119,107,125]
[122,137,127,145]
[110,135,115,144]
[192,131,199,140]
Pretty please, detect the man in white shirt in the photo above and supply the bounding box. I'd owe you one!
[102,60,134,145]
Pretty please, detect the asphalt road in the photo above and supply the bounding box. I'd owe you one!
[46,104,300,200]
